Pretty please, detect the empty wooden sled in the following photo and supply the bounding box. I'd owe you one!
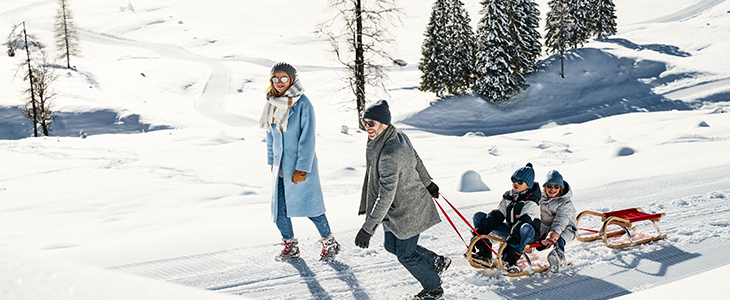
[576,207,667,249]
[465,235,569,277]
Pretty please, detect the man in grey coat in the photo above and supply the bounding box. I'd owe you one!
[354,100,450,300]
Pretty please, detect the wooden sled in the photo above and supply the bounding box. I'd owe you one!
[576,207,667,249]
[464,235,570,277]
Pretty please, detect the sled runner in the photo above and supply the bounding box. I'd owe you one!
[576,207,667,249]
[464,235,570,277]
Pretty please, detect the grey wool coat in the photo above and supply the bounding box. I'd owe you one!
[358,125,441,240]
[539,181,577,241]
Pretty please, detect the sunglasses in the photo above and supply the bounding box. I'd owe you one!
[361,119,375,128]
[271,76,289,84]
[545,183,561,190]
[511,177,526,185]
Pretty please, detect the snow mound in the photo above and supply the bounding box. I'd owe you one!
[454,170,490,192]
[698,120,710,127]
[613,145,636,157]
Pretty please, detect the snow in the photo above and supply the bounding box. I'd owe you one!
[1,0,729,299]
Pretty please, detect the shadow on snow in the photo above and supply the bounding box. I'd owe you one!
[502,243,701,300]
[0,106,171,140]
[401,47,697,137]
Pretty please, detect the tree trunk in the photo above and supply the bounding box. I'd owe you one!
[560,49,565,78]
[63,5,71,69]
[355,0,366,130]
[22,22,39,137]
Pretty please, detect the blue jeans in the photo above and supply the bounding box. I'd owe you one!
[554,236,566,253]
[473,212,536,254]
[490,223,536,254]
[275,177,331,240]
[383,232,441,291]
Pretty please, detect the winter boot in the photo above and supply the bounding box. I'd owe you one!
[434,255,451,275]
[276,238,300,261]
[319,235,340,261]
[468,235,493,267]
[411,286,444,300]
[502,246,521,274]
[547,247,565,273]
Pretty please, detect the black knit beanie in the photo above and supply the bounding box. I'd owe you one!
[270,62,297,82]
[363,100,391,125]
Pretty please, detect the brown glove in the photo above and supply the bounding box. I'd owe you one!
[292,170,307,184]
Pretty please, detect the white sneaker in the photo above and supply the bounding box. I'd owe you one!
[547,249,564,273]
[505,263,521,274]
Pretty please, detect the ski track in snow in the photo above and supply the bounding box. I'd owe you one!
[639,0,726,24]
[110,180,730,299]
[1,1,264,128]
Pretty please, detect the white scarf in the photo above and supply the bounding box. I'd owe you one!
[258,78,304,131]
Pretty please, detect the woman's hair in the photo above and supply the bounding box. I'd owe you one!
[265,74,289,98]
[266,75,286,97]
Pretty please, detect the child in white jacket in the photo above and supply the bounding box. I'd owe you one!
[539,170,577,273]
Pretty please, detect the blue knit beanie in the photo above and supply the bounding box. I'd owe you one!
[544,170,564,189]
[511,163,535,188]
[363,100,391,125]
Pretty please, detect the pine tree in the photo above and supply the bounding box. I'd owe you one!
[442,0,475,94]
[592,0,617,38]
[419,0,475,96]
[567,0,591,49]
[55,0,80,69]
[545,0,573,78]
[512,0,542,74]
[474,0,525,103]
[419,0,450,96]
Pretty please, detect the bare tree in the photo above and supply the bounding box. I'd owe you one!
[54,0,80,69]
[318,0,401,130]
[22,50,57,136]
[7,23,42,57]
[14,22,46,137]
[7,26,17,57]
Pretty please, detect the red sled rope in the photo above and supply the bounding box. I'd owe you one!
[433,193,498,256]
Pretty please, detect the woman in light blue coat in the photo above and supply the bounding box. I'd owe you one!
[259,62,339,261]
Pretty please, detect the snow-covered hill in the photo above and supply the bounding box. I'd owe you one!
[2,0,729,299]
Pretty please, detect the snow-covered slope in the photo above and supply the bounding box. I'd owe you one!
[1,0,729,299]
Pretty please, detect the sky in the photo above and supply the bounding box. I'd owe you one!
[1,0,730,299]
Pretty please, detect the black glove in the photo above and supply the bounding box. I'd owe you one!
[355,228,372,249]
[505,234,520,247]
[502,245,521,265]
[473,235,492,256]
[426,182,439,199]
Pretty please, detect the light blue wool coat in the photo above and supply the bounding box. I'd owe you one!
[266,95,325,221]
